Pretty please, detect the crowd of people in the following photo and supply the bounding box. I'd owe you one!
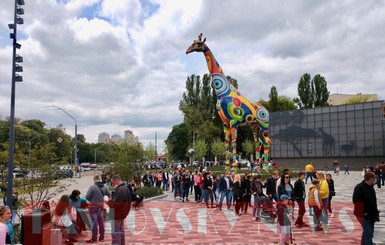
[164,162,359,245]
[0,159,381,245]
[51,174,143,245]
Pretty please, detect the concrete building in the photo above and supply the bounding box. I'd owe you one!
[269,100,385,170]
[98,132,110,143]
[328,93,378,106]
[98,130,140,145]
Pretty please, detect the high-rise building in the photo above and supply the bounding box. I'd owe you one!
[98,132,110,143]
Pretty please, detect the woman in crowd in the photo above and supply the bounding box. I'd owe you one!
[233,174,243,216]
[204,171,215,208]
[69,190,89,233]
[53,195,79,245]
[0,206,12,245]
[326,174,335,217]
[193,170,202,202]
[251,175,265,221]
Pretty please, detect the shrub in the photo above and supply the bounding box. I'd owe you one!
[136,186,163,199]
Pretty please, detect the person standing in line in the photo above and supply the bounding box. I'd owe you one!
[173,170,182,200]
[241,172,251,214]
[233,174,243,216]
[305,163,315,184]
[293,171,308,228]
[218,171,233,211]
[108,175,132,245]
[204,172,214,208]
[308,179,322,231]
[353,172,380,245]
[266,170,279,202]
[251,175,265,221]
[193,170,202,202]
[162,170,169,191]
[85,175,111,243]
[0,206,12,245]
[326,174,335,217]
[317,172,329,229]
[182,170,191,202]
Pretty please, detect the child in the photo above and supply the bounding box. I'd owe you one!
[277,194,292,244]
[308,179,322,231]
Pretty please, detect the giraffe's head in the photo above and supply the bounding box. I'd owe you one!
[186,33,206,54]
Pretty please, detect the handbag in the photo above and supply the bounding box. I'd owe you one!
[330,191,336,196]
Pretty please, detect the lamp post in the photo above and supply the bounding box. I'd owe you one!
[27,136,40,168]
[49,105,78,165]
[6,0,25,209]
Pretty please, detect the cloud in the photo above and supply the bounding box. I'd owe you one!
[1,0,384,154]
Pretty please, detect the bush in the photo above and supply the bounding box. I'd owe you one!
[136,186,163,199]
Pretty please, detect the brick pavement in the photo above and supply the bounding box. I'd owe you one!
[61,171,384,245]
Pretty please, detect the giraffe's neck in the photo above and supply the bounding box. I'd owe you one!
[203,45,224,75]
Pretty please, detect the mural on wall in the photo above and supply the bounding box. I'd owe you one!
[186,33,271,168]
[318,128,335,155]
[271,126,319,156]
[269,101,384,158]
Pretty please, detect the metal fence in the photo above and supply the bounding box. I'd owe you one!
[269,101,385,158]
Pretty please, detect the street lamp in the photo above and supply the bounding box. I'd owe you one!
[49,105,78,165]
[6,0,26,209]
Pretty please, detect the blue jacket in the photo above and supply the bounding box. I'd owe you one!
[219,176,233,192]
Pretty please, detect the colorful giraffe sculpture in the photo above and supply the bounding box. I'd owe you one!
[186,33,271,169]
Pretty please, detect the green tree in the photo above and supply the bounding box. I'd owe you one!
[194,139,208,162]
[269,86,279,112]
[296,73,330,108]
[312,74,330,107]
[296,73,313,108]
[242,139,254,162]
[343,94,375,104]
[211,138,226,163]
[164,123,188,161]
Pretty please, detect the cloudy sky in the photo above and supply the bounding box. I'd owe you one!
[1,0,384,153]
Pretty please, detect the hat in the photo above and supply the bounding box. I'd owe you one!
[280,194,289,201]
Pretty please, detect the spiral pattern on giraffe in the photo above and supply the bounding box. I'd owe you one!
[212,73,230,97]
[256,106,269,123]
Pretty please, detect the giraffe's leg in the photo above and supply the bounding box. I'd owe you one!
[261,131,271,163]
[230,125,238,168]
[223,125,231,170]
[252,130,258,163]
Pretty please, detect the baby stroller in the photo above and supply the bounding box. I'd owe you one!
[259,196,277,222]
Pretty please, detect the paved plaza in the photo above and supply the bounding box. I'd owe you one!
[49,170,385,244]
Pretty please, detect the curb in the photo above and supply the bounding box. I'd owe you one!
[143,192,167,202]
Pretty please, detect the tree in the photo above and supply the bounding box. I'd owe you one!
[269,86,279,112]
[242,139,254,162]
[296,73,330,108]
[297,73,313,108]
[343,94,376,104]
[194,139,208,162]
[211,138,226,163]
[165,123,188,161]
[312,74,329,107]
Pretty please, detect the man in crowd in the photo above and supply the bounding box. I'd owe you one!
[266,170,279,202]
[218,171,233,210]
[353,172,380,245]
[85,175,111,243]
[305,163,315,184]
[108,175,132,245]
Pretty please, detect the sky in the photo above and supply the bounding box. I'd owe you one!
[1,0,384,154]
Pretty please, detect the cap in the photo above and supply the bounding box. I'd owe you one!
[280,194,289,201]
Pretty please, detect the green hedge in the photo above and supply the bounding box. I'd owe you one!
[136,186,163,199]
